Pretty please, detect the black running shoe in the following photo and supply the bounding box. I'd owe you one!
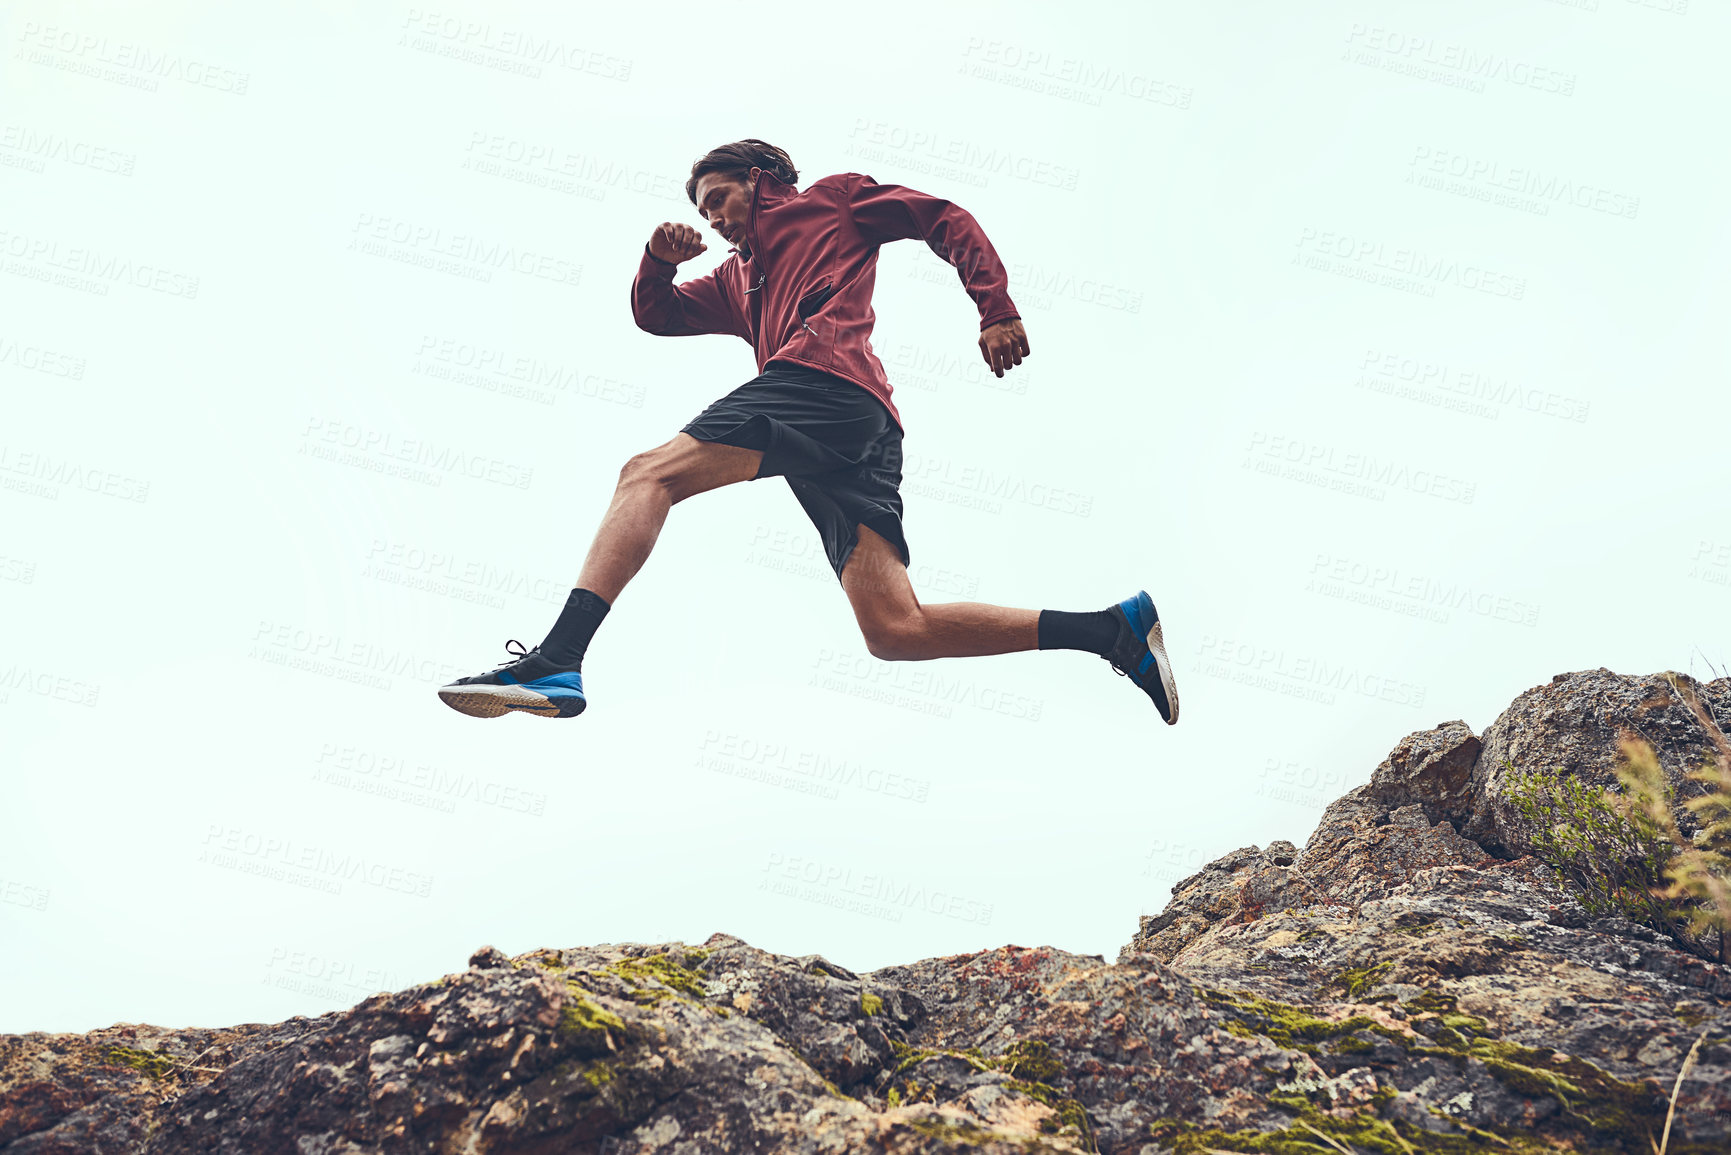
[1102,590,1179,725]
[437,639,587,719]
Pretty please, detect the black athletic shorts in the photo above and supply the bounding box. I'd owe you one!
[681,359,910,583]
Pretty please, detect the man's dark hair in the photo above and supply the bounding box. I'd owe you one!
[685,139,798,205]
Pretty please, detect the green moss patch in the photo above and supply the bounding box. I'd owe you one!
[558,981,626,1052]
[905,1114,1005,1145]
[103,1046,179,1081]
[805,960,850,980]
[1431,1036,1667,1144]
[1404,990,1456,1015]
[1329,960,1395,1000]
[603,952,709,1000]
[998,1039,1064,1083]
[885,1038,1093,1150]
[1149,1108,1558,1154]
[906,1108,1085,1152]
[1672,1002,1711,1027]
[887,1038,989,1077]
[1203,988,1376,1053]
[1006,1078,1094,1148]
[1181,980,1693,1154]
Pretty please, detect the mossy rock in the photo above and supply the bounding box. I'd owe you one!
[1202,988,1375,1052]
[887,1040,989,1078]
[1404,989,1457,1015]
[1391,919,1447,937]
[1152,1112,1530,1154]
[1329,960,1395,1000]
[1672,1002,1711,1027]
[602,952,709,1000]
[1438,1011,1488,1038]
[905,1114,1006,1146]
[1165,969,1693,1152]
[996,1038,1064,1082]
[557,981,626,1055]
[103,1046,179,1081]
[1383,1011,1676,1150]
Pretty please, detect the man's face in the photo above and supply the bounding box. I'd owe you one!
[695,167,760,247]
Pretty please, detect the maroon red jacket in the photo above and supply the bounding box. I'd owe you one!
[630,169,1021,431]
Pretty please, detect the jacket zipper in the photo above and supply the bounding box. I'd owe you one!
[742,174,775,344]
[744,172,769,275]
[737,174,817,340]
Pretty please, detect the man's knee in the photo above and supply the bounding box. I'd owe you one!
[618,436,755,502]
[617,448,669,488]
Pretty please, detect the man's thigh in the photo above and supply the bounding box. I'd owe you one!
[841,523,920,628]
[638,432,764,501]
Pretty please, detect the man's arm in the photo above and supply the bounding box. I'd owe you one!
[846,174,1028,376]
[631,222,741,338]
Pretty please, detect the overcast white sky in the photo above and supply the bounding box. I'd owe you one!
[4,0,1727,1034]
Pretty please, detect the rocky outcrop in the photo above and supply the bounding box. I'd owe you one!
[1163,857,1731,1152]
[1120,720,1496,964]
[1120,671,1731,966]
[10,908,1729,1154]
[5,668,1731,1154]
[1362,719,1480,828]
[1465,669,1730,856]
[1118,843,1327,966]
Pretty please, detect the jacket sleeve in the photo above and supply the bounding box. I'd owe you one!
[846,173,1021,330]
[630,244,742,338]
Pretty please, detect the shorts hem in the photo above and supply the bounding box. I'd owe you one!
[682,415,781,480]
[833,516,911,585]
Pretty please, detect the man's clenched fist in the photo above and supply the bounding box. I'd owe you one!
[979,319,1030,378]
[648,222,708,265]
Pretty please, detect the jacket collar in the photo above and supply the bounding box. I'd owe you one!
[734,169,797,260]
[752,168,799,208]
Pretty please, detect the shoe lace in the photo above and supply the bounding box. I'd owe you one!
[492,638,537,669]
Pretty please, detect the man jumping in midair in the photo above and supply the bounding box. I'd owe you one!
[437,139,1178,724]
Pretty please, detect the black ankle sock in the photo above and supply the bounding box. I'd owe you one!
[1037,608,1118,655]
[540,588,611,667]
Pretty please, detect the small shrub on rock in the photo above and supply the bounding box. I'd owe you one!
[1506,677,1731,963]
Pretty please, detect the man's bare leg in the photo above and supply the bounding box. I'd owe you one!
[576,432,763,603]
[838,521,1180,721]
[436,432,763,719]
[840,523,1039,660]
